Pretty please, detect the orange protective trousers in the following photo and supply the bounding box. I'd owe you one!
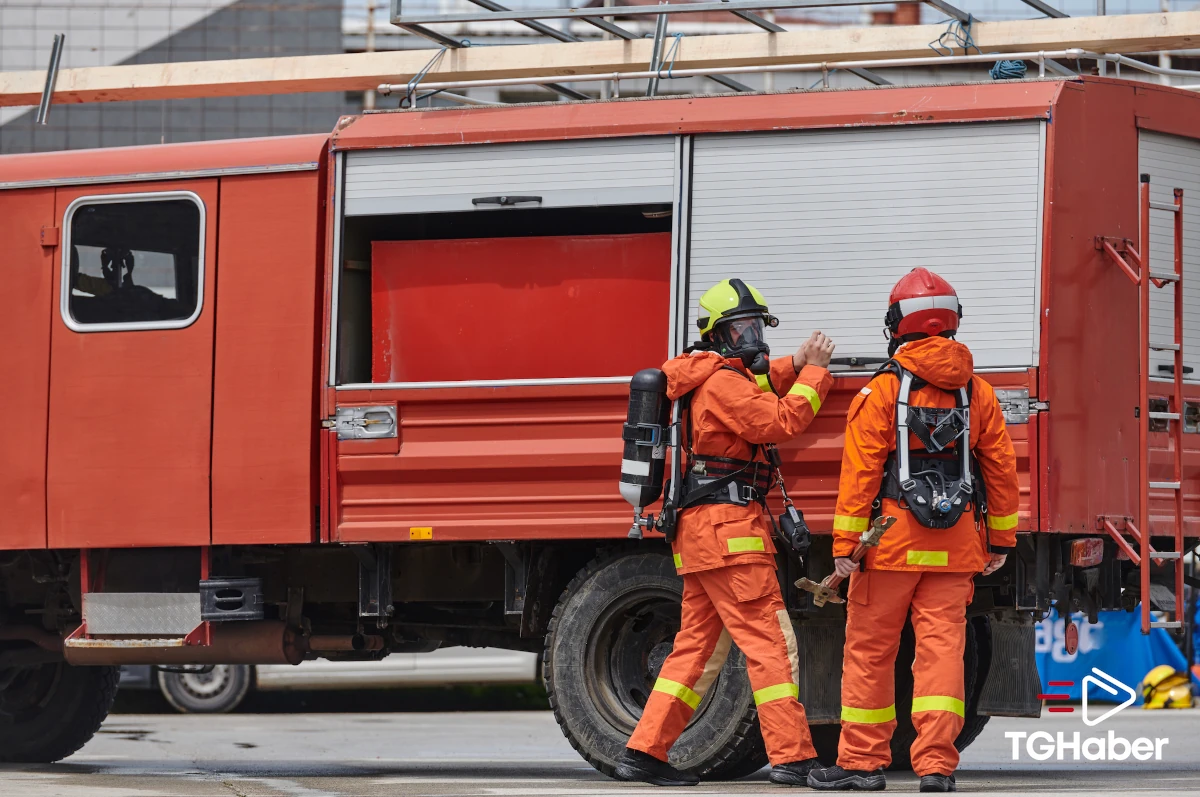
[838,569,974,776]
[627,562,817,766]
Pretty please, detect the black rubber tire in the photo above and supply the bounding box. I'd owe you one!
[544,551,767,781]
[0,662,119,763]
[158,664,253,714]
[810,724,842,764]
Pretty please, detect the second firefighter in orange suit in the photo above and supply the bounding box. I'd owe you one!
[615,279,835,787]
[808,268,1020,794]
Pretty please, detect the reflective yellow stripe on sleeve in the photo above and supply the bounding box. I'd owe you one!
[653,678,702,710]
[833,515,870,533]
[841,704,897,724]
[755,373,774,394]
[753,683,799,706]
[906,550,949,566]
[727,536,766,553]
[987,512,1019,531]
[788,382,822,414]
[911,696,965,717]
[673,553,683,570]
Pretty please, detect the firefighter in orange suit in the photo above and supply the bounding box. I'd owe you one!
[615,279,835,787]
[808,268,1020,794]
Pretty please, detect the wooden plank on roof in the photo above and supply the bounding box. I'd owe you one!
[2,11,1199,107]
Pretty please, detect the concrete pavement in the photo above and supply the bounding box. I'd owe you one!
[0,708,1196,796]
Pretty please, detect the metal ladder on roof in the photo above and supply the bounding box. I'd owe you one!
[1098,173,1187,634]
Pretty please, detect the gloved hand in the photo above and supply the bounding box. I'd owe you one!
[982,553,1007,575]
[792,331,836,372]
[833,557,858,579]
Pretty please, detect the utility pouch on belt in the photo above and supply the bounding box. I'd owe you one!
[679,453,770,509]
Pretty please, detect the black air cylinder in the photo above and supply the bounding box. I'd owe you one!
[619,368,670,509]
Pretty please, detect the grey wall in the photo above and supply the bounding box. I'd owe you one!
[1,0,356,154]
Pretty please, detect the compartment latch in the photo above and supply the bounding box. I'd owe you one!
[326,405,398,440]
[993,388,1047,425]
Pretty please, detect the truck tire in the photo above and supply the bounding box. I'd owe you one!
[0,661,119,762]
[544,551,767,780]
[810,724,841,763]
[158,664,253,714]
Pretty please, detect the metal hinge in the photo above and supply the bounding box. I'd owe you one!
[323,406,398,440]
[994,389,1047,425]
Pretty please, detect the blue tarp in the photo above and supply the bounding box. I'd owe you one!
[1035,606,1189,704]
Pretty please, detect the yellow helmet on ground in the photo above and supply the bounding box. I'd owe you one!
[695,279,780,375]
[1141,665,1194,710]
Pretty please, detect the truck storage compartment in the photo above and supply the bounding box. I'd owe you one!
[338,204,676,386]
[687,121,1045,370]
[370,233,671,384]
[331,134,678,542]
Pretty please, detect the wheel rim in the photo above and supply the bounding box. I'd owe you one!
[172,665,234,700]
[584,584,719,735]
[0,662,62,723]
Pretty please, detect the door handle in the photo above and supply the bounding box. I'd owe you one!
[471,195,543,207]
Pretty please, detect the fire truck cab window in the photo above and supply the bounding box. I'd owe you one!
[63,195,203,330]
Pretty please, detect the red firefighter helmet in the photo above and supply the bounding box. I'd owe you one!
[885,268,962,343]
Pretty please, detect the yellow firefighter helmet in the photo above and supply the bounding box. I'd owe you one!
[1141,665,1194,710]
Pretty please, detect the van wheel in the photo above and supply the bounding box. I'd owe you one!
[544,551,766,781]
[158,664,252,714]
[0,661,118,762]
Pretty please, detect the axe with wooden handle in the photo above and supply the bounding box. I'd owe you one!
[794,515,896,607]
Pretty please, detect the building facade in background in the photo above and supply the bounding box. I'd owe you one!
[0,0,354,153]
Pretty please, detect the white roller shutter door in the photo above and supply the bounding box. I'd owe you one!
[687,122,1044,370]
[343,136,677,216]
[1140,131,1200,381]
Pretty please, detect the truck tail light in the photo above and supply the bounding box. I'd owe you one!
[1068,537,1105,568]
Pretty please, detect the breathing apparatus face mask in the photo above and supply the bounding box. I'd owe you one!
[712,315,772,374]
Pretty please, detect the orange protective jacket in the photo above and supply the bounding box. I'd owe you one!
[662,352,833,575]
[832,336,1020,573]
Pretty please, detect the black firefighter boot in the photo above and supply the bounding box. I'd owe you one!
[807,764,887,791]
[614,748,699,787]
[919,774,956,792]
[768,757,823,786]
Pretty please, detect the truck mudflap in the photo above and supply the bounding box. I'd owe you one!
[976,612,1042,718]
[794,618,844,723]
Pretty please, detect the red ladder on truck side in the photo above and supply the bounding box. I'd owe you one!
[1097,173,1186,635]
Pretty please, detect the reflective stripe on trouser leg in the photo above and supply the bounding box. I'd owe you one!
[627,575,729,761]
[908,571,973,776]
[752,610,802,704]
[837,569,921,772]
[696,564,816,766]
[777,609,799,686]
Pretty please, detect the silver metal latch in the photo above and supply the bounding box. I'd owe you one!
[993,389,1047,425]
[328,406,398,440]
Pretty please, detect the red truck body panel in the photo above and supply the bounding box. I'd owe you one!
[211,171,325,546]
[2,78,1200,550]
[0,134,327,189]
[328,82,1064,150]
[47,179,219,550]
[0,187,55,550]
[370,234,672,383]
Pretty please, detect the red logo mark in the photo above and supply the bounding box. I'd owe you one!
[1040,681,1075,713]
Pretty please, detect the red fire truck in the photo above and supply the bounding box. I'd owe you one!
[0,75,1194,774]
